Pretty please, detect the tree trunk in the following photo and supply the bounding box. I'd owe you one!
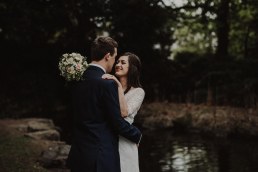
[207,81,213,106]
[216,0,230,59]
[244,26,250,59]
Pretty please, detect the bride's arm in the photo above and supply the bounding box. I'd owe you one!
[102,74,128,117]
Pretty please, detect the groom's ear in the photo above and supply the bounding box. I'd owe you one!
[104,53,110,61]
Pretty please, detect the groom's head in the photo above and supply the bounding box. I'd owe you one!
[91,36,118,73]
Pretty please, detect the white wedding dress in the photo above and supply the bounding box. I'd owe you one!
[119,87,145,172]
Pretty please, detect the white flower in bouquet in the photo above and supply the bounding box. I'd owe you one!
[58,53,88,81]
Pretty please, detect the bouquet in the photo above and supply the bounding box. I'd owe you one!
[58,53,88,81]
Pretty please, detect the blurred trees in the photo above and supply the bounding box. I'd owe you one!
[164,0,258,107]
[1,0,258,118]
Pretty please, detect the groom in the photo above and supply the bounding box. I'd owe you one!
[66,36,142,172]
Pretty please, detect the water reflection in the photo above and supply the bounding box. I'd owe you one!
[159,136,218,172]
[139,130,258,172]
[163,146,207,171]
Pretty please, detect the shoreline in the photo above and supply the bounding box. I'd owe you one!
[136,102,258,138]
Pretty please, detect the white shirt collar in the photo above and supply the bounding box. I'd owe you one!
[89,63,106,73]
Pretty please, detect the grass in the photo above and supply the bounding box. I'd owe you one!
[0,127,48,172]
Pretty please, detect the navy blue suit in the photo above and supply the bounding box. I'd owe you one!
[67,66,142,172]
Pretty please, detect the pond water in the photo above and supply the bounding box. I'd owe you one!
[139,130,258,172]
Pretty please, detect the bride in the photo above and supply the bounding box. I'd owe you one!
[102,52,145,172]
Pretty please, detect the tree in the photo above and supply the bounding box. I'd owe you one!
[216,0,230,59]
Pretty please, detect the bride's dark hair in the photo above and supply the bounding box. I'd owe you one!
[122,52,142,94]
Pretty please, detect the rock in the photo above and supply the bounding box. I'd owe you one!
[1,118,70,170]
[59,145,71,156]
[15,124,28,132]
[39,143,71,168]
[24,129,60,141]
[27,119,56,132]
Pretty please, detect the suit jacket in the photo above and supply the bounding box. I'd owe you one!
[66,66,142,172]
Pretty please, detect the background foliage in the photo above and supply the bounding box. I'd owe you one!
[1,0,258,119]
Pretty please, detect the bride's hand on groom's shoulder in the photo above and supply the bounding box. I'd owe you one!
[102,74,121,86]
[102,74,114,79]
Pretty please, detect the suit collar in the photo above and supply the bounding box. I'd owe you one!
[86,65,106,75]
[89,63,106,73]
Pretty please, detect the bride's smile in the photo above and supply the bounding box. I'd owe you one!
[115,56,129,77]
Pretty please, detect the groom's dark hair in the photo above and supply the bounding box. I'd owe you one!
[91,36,118,61]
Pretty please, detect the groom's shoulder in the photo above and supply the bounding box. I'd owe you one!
[96,78,117,89]
[99,78,116,86]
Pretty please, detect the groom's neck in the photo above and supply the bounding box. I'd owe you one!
[91,61,107,73]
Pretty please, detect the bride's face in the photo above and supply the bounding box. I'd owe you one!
[115,56,129,77]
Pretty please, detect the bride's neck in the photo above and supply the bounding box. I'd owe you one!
[119,77,128,91]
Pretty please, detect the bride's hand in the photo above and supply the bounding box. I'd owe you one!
[102,74,121,86]
[102,74,116,80]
